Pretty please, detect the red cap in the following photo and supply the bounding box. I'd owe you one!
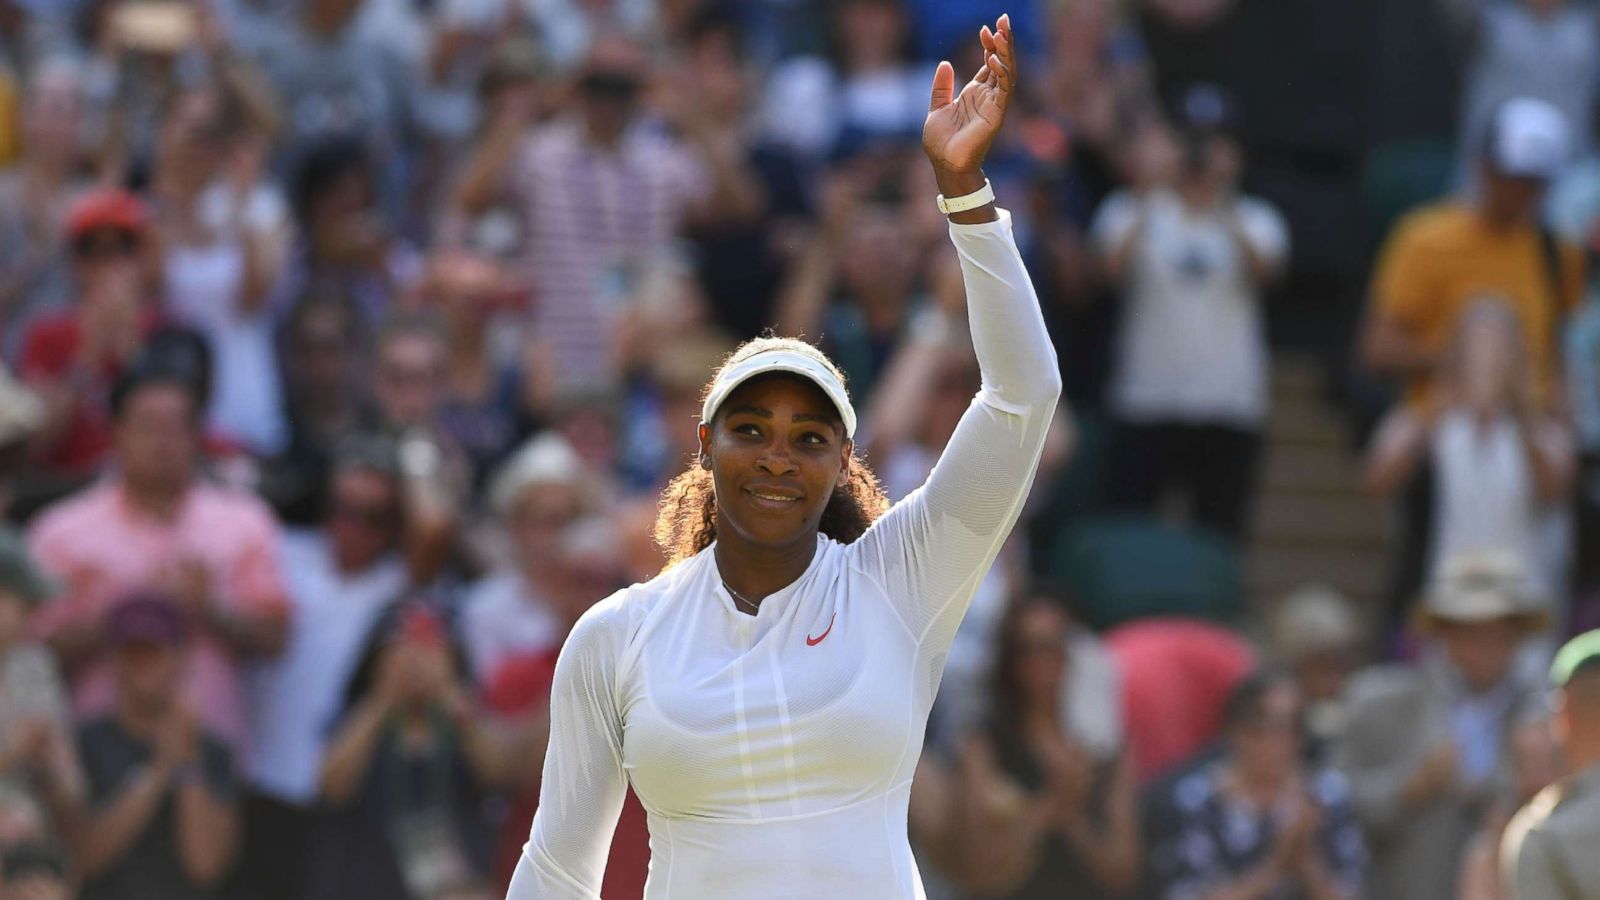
[66,189,151,244]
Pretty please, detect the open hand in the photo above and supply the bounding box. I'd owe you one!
[923,14,1017,181]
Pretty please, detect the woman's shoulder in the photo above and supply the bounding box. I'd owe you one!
[564,558,705,660]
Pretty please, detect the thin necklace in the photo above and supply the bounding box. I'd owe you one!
[720,578,762,614]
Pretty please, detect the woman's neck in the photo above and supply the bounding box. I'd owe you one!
[712,526,819,606]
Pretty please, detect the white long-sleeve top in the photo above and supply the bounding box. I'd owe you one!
[507,209,1062,899]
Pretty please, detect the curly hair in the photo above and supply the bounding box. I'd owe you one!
[653,337,892,569]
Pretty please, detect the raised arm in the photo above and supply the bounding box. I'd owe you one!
[506,601,629,899]
[852,15,1062,644]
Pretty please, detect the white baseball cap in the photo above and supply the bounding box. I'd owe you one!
[1485,97,1569,181]
[701,347,857,439]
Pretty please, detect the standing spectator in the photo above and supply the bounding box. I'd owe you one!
[239,436,411,900]
[0,533,83,845]
[1362,96,1581,414]
[0,57,91,350]
[461,433,590,684]
[453,37,708,390]
[308,602,511,900]
[1092,86,1289,538]
[1459,0,1600,170]
[1147,670,1365,900]
[1500,629,1600,900]
[1364,300,1576,611]
[916,596,1140,899]
[16,189,160,486]
[27,365,289,755]
[77,593,240,900]
[151,81,291,455]
[1334,550,1550,900]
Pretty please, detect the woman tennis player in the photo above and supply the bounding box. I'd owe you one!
[508,14,1059,898]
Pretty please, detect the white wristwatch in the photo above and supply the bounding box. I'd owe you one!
[935,179,995,215]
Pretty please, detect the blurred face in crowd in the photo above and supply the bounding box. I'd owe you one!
[327,467,401,573]
[1128,115,1181,188]
[577,40,645,145]
[1437,618,1523,692]
[0,589,26,654]
[1478,165,1546,227]
[306,0,363,33]
[24,63,83,162]
[374,330,445,430]
[688,23,749,118]
[115,640,184,716]
[549,520,623,626]
[1007,601,1070,705]
[842,206,919,306]
[307,168,380,264]
[920,352,980,449]
[1556,666,1600,761]
[428,251,503,339]
[700,375,850,553]
[158,87,226,190]
[115,382,199,495]
[837,0,908,70]
[74,225,144,298]
[1510,719,1563,802]
[1230,680,1304,786]
[1295,647,1354,705]
[287,302,357,400]
[511,481,584,570]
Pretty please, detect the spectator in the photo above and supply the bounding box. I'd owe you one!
[1092,86,1289,538]
[1364,299,1576,613]
[258,293,365,526]
[16,189,160,486]
[1268,584,1364,754]
[0,838,73,900]
[916,595,1140,899]
[0,56,90,350]
[1456,719,1561,900]
[27,363,289,755]
[1501,629,1600,899]
[1147,669,1365,900]
[453,36,709,390]
[1362,96,1581,415]
[150,81,292,456]
[0,363,45,519]
[1104,617,1257,783]
[77,593,239,900]
[461,433,591,684]
[1333,550,1550,900]
[0,532,83,845]
[239,436,411,900]
[308,601,513,900]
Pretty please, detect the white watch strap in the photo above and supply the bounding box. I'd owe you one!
[935,179,995,214]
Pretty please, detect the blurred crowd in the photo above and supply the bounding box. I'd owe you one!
[0,0,1598,898]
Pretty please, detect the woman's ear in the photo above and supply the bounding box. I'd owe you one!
[698,422,713,469]
[839,437,853,476]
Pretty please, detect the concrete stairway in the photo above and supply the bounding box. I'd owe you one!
[1245,353,1392,629]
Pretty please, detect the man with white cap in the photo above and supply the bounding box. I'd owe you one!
[1501,628,1600,899]
[1363,96,1583,415]
[1334,549,1551,900]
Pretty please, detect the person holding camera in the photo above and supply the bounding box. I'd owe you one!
[1091,85,1289,539]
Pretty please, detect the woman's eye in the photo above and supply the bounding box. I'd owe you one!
[799,431,828,445]
[734,423,761,437]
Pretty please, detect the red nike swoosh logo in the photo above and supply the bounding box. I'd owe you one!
[806,613,836,646]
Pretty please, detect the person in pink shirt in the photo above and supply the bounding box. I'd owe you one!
[25,363,289,757]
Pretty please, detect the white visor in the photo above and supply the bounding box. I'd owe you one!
[701,348,857,439]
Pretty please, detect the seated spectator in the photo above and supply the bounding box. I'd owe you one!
[1333,550,1550,900]
[77,594,240,900]
[28,363,290,755]
[17,189,161,486]
[1104,617,1257,783]
[1365,299,1575,613]
[915,595,1140,899]
[308,601,512,900]
[0,533,83,844]
[462,433,592,684]
[1268,585,1364,755]
[1147,670,1365,900]
[239,436,412,900]
[1092,86,1289,539]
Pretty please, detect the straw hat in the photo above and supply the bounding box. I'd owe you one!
[488,432,589,519]
[1417,549,1548,633]
[1271,583,1361,664]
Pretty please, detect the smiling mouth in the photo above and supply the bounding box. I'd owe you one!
[745,488,802,504]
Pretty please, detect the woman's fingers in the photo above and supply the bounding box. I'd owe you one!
[979,24,997,56]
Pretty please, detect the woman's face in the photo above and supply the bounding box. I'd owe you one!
[1010,602,1069,701]
[700,375,850,552]
[1231,682,1304,785]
